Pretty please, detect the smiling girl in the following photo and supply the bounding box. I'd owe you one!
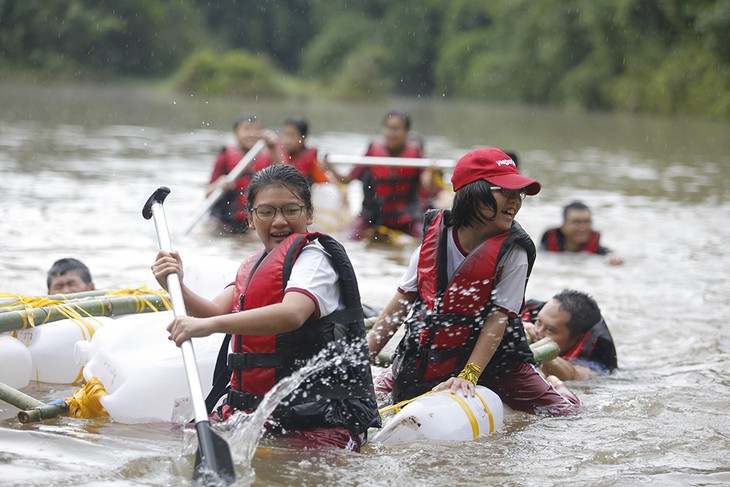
[152,164,379,450]
[368,148,580,415]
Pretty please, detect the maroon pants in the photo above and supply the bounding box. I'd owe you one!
[480,361,581,416]
[376,361,581,416]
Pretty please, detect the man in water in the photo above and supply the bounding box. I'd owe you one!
[47,258,95,294]
[522,289,618,381]
[540,201,623,265]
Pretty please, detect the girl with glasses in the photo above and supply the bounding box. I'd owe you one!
[152,164,379,451]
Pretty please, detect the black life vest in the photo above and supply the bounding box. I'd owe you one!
[542,228,601,254]
[216,233,379,434]
[521,300,618,371]
[360,141,423,230]
[391,210,536,402]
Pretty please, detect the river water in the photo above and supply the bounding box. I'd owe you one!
[0,81,729,486]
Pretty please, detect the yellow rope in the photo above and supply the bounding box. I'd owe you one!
[65,377,109,418]
[378,390,434,415]
[4,287,171,333]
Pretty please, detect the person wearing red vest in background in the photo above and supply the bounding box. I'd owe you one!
[207,113,278,234]
[368,148,581,416]
[325,110,426,240]
[521,290,618,381]
[152,164,379,451]
[278,117,330,185]
[540,201,624,265]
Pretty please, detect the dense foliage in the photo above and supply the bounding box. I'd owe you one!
[1,0,728,117]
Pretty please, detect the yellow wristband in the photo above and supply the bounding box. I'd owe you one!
[457,362,482,385]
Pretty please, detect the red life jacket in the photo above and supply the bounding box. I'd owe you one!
[284,147,319,183]
[543,228,601,254]
[211,146,274,223]
[360,141,423,230]
[391,210,536,401]
[223,233,379,434]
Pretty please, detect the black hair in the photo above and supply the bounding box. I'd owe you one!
[283,117,309,138]
[47,258,93,290]
[504,151,519,169]
[233,113,260,130]
[552,289,603,336]
[450,179,499,228]
[562,201,590,221]
[383,110,411,130]
[247,164,312,211]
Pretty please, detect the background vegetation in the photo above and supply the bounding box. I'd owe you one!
[1,0,728,118]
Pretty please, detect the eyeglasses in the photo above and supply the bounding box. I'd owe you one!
[490,186,527,200]
[251,203,306,222]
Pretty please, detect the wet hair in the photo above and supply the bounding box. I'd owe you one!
[383,110,411,130]
[552,289,603,336]
[247,164,312,211]
[562,201,590,221]
[283,117,308,138]
[233,112,260,130]
[449,179,499,228]
[47,258,93,291]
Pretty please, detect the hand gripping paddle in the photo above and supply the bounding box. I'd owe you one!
[143,187,236,485]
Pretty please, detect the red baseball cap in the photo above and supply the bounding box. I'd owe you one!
[450,148,541,195]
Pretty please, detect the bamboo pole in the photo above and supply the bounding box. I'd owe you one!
[0,290,108,307]
[0,293,171,333]
[0,381,43,410]
[0,381,69,423]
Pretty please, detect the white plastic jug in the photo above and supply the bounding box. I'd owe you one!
[0,334,33,389]
[372,385,504,444]
[78,311,223,423]
[13,316,112,384]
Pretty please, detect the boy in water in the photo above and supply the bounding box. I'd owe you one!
[47,258,95,294]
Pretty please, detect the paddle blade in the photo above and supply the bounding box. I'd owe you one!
[193,420,236,486]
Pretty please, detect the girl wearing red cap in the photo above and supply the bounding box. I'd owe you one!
[368,148,580,415]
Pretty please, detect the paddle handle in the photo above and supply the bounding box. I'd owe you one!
[324,153,455,169]
[182,139,267,234]
[144,187,209,423]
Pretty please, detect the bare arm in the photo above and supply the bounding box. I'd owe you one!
[433,309,508,396]
[167,291,316,346]
[367,291,416,363]
[151,250,232,317]
[321,156,354,184]
[540,357,595,381]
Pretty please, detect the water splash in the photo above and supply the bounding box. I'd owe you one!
[203,338,369,479]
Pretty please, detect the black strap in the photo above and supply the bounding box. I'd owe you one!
[227,352,285,369]
[314,308,363,326]
[204,334,232,413]
[227,390,263,411]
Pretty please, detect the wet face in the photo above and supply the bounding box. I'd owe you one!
[481,187,524,234]
[248,185,313,252]
[382,115,408,152]
[561,208,593,248]
[234,120,263,151]
[533,299,581,354]
[282,124,305,154]
[48,271,94,294]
